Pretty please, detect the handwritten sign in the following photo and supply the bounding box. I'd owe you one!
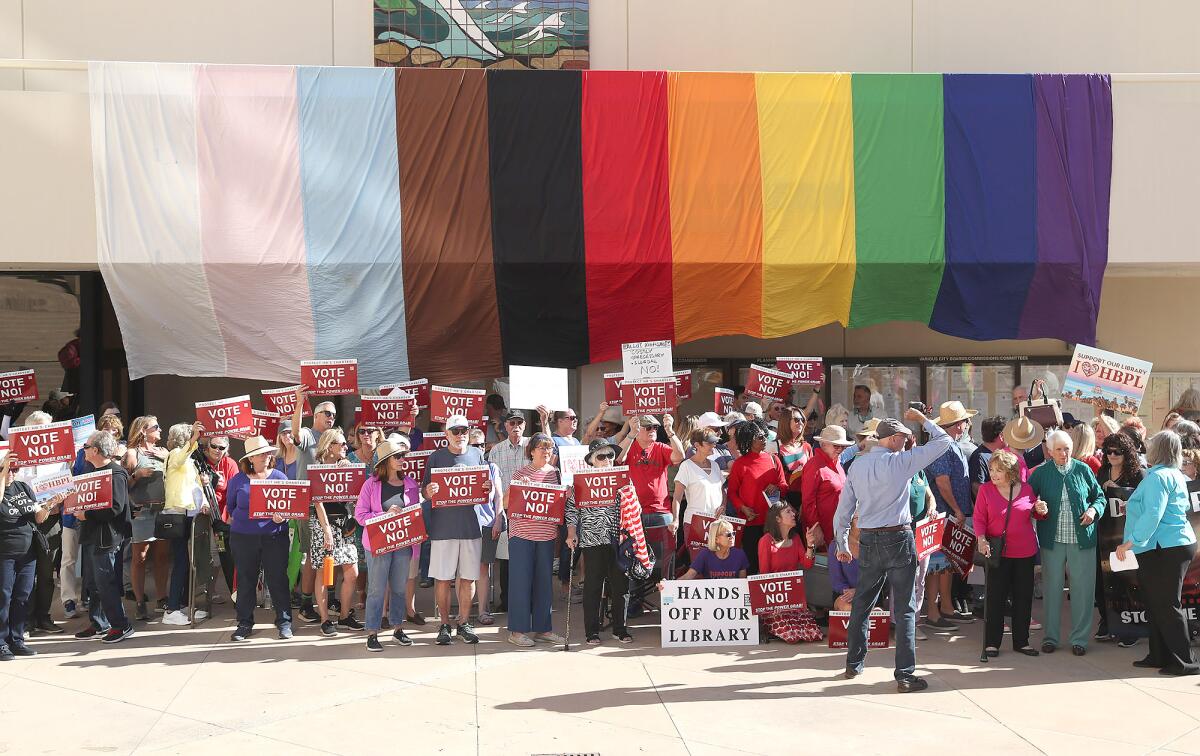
[300,359,358,397]
[660,579,758,647]
[262,385,311,418]
[71,415,96,452]
[307,464,367,503]
[828,609,891,649]
[32,471,75,503]
[364,504,427,556]
[429,465,490,508]
[429,386,486,424]
[195,396,253,438]
[0,369,38,404]
[622,340,673,382]
[915,515,946,560]
[1063,346,1152,415]
[361,394,417,427]
[775,357,824,386]
[251,410,280,442]
[62,469,113,515]
[507,481,568,525]
[10,421,74,465]
[714,388,735,416]
[747,571,807,614]
[572,466,630,508]
[620,377,677,417]
[686,513,746,561]
[941,519,977,578]
[744,364,792,403]
[603,372,625,407]
[249,479,311,520]
[672,370,692,401]
[381,379,430,409]
[401,449,432,483]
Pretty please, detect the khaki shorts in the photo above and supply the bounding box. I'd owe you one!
[429,538,482,581]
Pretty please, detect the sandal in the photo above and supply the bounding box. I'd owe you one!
[586,634,602,645]
[616,632,634,644]
[477,612,495,626]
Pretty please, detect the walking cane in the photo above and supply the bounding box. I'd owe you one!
[978,560,989,664]
[562,546,576,652]
[188,511,198,627]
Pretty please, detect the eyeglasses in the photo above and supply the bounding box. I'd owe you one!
[330,441,346,446]
[506,420,524,426]
[562,415,578,421]
[207,445,227,452]
[1105,450,1122,456]
[715,531,732,540]
[357,429,374,436]
[147,424,160,432]
[535,445,556,453]
[593,452,615,461]
[447,427,469,436]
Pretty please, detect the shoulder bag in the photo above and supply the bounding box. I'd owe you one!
[982,483,1016,569]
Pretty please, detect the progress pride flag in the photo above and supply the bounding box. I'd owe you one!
[262,385,311,418]
[572,466,629,508]
[429,386,486,424]
[748,571,807,614]
[10,421,74,465]
[508,481,567,524]
[195,396,253,438]
[429,465,490,508]
[249,479,311,520]
[0,369,38,404]
[364,504,427,556]
[307,464,367,503]
[361,394,417,427]
[301,359,358,397]
[62,469,113,516]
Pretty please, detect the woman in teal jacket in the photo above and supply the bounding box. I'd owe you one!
[1115,430,1198,676]
[1028,429,1107,656]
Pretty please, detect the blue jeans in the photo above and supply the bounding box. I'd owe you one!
[365,549,409,633]
[846,529,918,679]
[84,540,130,632]
[167,519,193,612]
[508,536,554,634]
[0,548,36,647]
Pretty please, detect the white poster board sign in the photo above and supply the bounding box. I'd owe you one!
[660,578,758,648]
[622,340,673,382]
[508,365,569,410]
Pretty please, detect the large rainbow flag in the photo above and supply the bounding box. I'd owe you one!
[89,64,1112,385]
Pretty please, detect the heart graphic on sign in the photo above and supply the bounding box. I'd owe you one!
[1081,362,1098,378]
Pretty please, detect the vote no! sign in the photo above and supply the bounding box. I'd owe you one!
[62,469,113,516]
[747,570,807,614]
[364,504,427,556]
[402,449,432,482]
[573,466,629,508]
[828,609,891,649]
[361,394,417,427]
[307,464,367,503]
[381,379,430,409]
[508,481,567,524]
[429,465,490,508]
[249,479,311,520]
[9,421,74,466]
[195,396,253,438]
[301,359,358,397]
[744,364,792,403]
[429,386,486,424]
[603,372,625,407]
[0,369,38,404]
[251,410,280,442]
[262,385,311,418]
[620,378,677,417]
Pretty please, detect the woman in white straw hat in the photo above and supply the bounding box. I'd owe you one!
[799,425,856,550]
[224,436,292,642]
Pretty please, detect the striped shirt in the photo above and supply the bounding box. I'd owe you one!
[565,483,653,571]
[508,463,560,542]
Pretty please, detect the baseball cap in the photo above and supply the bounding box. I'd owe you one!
[743,401,764,418]
[445,414,471,430]
[874,418,913,439]
[49,389,74,401]
[695,411,727,429]
[501,409,525,423]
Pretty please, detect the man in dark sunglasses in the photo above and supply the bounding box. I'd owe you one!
[198,436,239,601]
[291,385,339,622]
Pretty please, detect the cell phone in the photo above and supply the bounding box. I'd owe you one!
[908,401,926,413]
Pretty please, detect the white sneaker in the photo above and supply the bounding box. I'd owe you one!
[915,627,928,641]
[162,610,189,626]
[194,609,210,621]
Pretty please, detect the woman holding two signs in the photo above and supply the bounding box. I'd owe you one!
[0,453,62,659]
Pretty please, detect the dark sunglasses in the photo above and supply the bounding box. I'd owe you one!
[470,443,485,449]
[357,428,374,436]
[447,427,469,436]
[207,445,227,452]
[593,451,616,461]
[318,410,336,418]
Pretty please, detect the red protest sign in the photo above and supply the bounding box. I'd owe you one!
[775,357,824,386]
[429,386,486,424]
[672,370,692,401]
[603,372,625,407]
[508,481,567,525]
[364,504,427,556]
[915,515,946,560]
[262,385,311,418]
[62,469,113,516]
[251,410,280,442]
[828,609,891,649]
[361,394,417,427]
[714,388,735,416]
[429,465,490,508]
[572,466,630,508]
[748,571,807,614]
[381,379,430,409]
[10,421,74,465]
[301,359,358,397]
[307,464,367,503]
[249,479,311,520]
[0,369,39,404]
[941,519,977,578]
[401,449,432,482]
[420,432,448,452]
[686,513,746,560]
[195,395,253,438]
[745,364,792,403]
[620,378,677,417]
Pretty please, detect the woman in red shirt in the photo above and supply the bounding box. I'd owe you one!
[756,502,822,643]
[727,421,786,574]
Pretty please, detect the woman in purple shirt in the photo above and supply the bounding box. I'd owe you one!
[676,519,749,579]
[224,436,292,643]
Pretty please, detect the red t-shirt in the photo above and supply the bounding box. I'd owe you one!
[757,533,815,574]
[727,452,786,526]
[627,440,673,515]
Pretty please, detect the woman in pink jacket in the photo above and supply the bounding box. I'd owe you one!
[354,436,421,653]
